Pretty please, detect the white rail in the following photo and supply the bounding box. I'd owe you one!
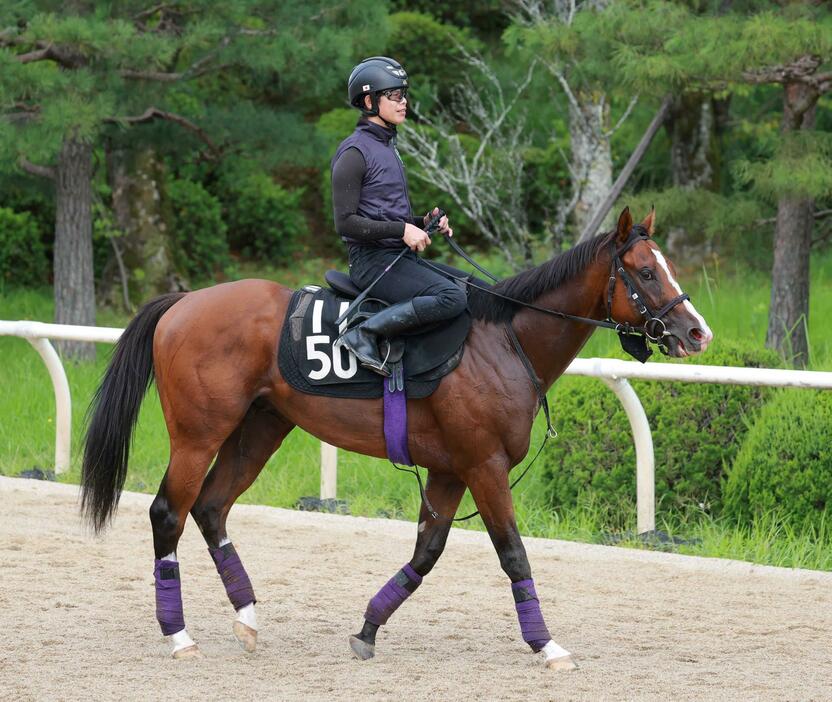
[3,320,831,534]
[562,359,832,533]
[0,321,122,474]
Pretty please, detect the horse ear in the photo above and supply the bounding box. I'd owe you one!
[641,206,656,237]
[616,207,633,243]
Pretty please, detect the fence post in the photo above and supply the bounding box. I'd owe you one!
[320,442,337,500]
[26,337,72,474]
[600,377,655,534]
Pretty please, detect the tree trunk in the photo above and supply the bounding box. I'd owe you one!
[576,96,673,244]
[667,93,719,190]
[765,82,817,367]
[54,136,96,361]
[569,92,612,236]
[664,93,723,266]
[101,145,181,308]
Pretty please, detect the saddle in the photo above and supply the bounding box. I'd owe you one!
[277,270,472,400]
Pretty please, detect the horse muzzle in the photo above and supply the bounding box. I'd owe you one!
[663,323,713,358]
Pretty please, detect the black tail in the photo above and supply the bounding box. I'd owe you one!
[81,293,185,532]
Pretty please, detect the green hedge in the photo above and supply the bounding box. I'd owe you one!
[541,340,781,526]
[724,389,832,530]
[0,207,48,287]
[224,174,307,261]
[167,178,231,279]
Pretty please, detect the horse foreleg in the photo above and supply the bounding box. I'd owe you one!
[191,403,294,653]
[468,462,577,671]
[350,471,465,661]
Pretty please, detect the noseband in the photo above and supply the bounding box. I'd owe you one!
[605,225,690,359]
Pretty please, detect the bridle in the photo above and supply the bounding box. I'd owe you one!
[605,224,690,358]
[437,223,692,362]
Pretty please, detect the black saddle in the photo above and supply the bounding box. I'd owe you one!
[325,270,362,299]
[276,273,472,400]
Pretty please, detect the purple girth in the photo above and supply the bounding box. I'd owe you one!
[383,366,412,465]
[154,559,185,636]
[209,543,256,611]
[512,578,551,652]
[365,563,423,626]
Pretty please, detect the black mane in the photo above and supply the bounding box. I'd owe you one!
[467,231,615,324]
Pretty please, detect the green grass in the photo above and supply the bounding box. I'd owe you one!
[2,252,831,571]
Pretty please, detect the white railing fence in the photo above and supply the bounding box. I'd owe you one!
[3,319,832,534]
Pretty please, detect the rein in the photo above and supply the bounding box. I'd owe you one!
[428,225,691,361]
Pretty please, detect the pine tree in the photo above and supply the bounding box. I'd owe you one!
[506,1,643,241]
[588,1,832,365]
[0,1,385,358]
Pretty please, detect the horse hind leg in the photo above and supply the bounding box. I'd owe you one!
[149,442,223,659]
[191,401,294,654]
[467,461,577,671]
[149,394,255,659]
[350,472,466,661]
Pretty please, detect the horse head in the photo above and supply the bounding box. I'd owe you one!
[607,207,713,358]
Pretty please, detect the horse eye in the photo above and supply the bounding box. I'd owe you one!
[639,268,653,281]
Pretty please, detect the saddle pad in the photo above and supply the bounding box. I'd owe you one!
[277,286,471,400]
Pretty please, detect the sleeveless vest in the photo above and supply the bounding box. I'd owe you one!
[332,120,412,248]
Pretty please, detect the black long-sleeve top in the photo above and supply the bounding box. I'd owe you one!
[331,146,424,244]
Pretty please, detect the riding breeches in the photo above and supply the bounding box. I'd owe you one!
[348,246,467,325]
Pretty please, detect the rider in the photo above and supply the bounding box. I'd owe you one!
[332,56,466,376]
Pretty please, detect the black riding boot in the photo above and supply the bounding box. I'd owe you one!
[338,300,421,376]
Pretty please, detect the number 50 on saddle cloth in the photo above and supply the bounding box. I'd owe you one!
[277,285,471,401]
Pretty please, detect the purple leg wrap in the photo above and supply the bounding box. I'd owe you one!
[364,563,423,626]
[512,578,552,653]
[154,559,185,636]
[209,543,256,611]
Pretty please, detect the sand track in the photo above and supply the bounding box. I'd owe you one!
[1,476,830,701]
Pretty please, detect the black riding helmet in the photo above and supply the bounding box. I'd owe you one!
[348,56,409,118]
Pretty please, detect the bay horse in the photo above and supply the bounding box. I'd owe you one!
[81,207,712,668]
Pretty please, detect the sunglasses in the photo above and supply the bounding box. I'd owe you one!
[380,88,408,103]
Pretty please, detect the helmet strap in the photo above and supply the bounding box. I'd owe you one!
[359,92,379,117]
[360,93,397,130]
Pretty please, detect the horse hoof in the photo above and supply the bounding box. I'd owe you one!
[172,644,203,660]
[349,635,375,660]
[233,620,257,653]
[545,654,578,671]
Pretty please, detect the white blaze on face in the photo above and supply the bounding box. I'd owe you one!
[651,248,713,347]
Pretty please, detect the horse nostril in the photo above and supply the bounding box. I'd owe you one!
[688,327,713,347]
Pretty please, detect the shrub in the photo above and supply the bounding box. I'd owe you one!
[0,207,49,287]
[723,389,832,530]
[541,339,781,527]
[224,174,307,261]
[166,178,230,279]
